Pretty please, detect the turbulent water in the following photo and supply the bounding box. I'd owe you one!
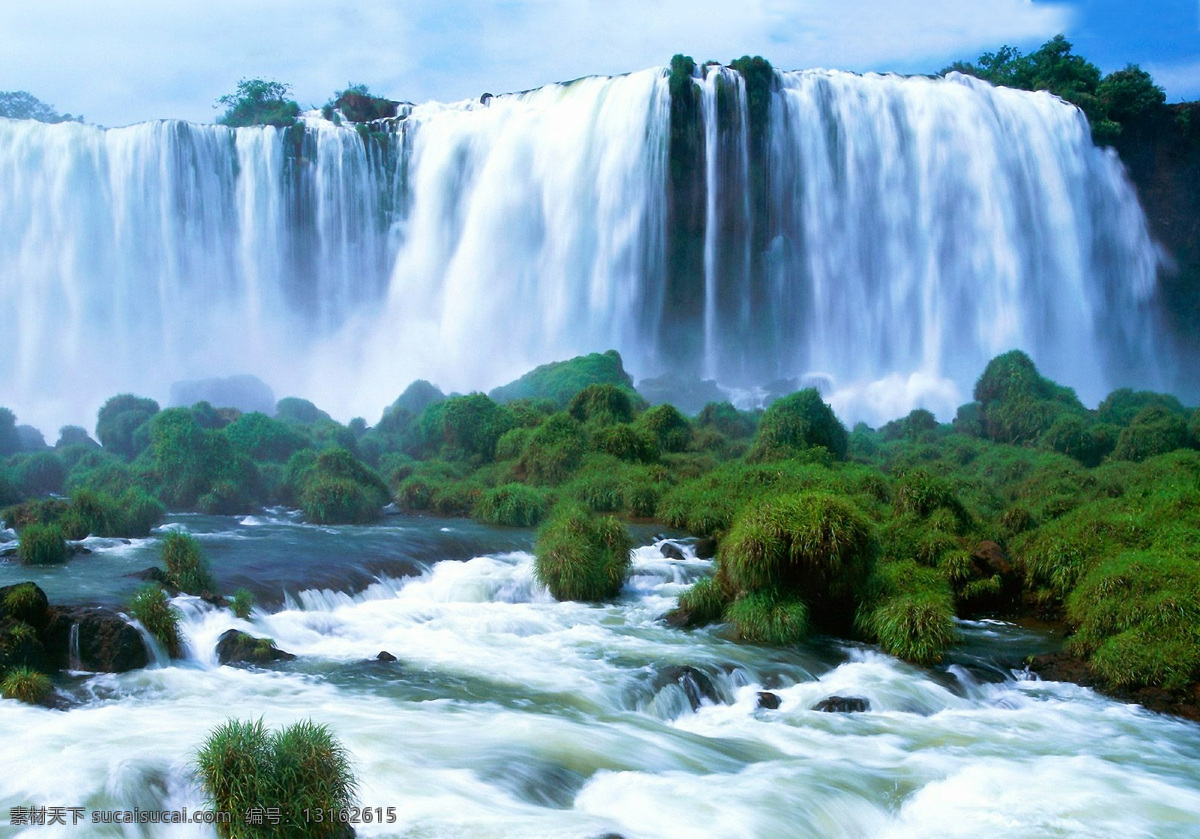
[2,518,1200,838]
[0,66,1163,432]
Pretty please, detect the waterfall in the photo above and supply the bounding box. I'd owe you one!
[0,65,1162,432]
[68,622,81,671]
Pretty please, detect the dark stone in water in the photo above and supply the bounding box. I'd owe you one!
[813,695,869,713]
[756,691,781,710]
[130,567,171,585]
[45,606,150,672]
[657,665,720,710]
[216,629,295,665]
[376,650,398,662]
[659,540,686,561]
[693,536,717,559]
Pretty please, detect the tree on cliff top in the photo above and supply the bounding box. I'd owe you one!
[216,78,300,128]
[0,91,82,123]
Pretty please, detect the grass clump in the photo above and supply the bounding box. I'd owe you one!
[634,404,693,453]
[534,503,632,601]
[229,588,256,620]
[717,492,873,624]
[857,561,958,664]
[519,414,586,485]
[750,389,848,461]
[17,523,67,566]
[675,576,728,626]
[1065,551,1200,691]
[725,591,809,645]
[473,483,550,527]
[162,531,216,595]
[489,350,633,407]
[568,383,637,426]
[3,583,46,622]
[1110,405,1191,462]
[196,717,357,838]
[129,585,183,657]
[1,666,52,704]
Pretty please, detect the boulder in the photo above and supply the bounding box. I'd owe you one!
[659,540,686,561]
[375,650,398,662]
[215,629,295,665]
[657,665,720,710]
[44,606,150,672]
[693,536,717,560]
[813,695,869,713]
[756,691,781,710]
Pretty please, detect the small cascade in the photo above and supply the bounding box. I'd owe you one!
[67,622,81,671]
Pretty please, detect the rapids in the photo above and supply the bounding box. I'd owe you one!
[2,519,1199,838]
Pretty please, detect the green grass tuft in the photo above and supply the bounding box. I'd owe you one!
[162,531,216,595]
[725,591,810,645]
[534,503,632,601]
[129,584,183,657]
[229,588,256,620]
[1,666,52,704]
[17,523,67,566]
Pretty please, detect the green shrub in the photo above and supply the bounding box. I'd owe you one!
[568,383,636,425]
[196,718,357,839]
[17,523,67,565]
[14,452,66,496]
[749,389,847,461]
[590,424,659,463]
[68,487,164,538]
[0,666,52,704]
[1065,551,1200,691]
[230,588,256,620]
[489,350,634,407]
[1189,409,1200,449]
[225,413,310,463]
[302,478,379,525]
[494,426,532,461]
[1097,388,1187,427]
[1039,414,1109,466]
[519,414,586,485]
[473,483,550,527]
[217,78,301,127]
[534,503,631,601]
[858,588,957,664]
[697,402,757,438]
[725,591,809,645]
[162,531,216,595]
[427,393,512,461]
[1111,405,1190,462]
[95,394,159,459]
[972,350,1085,444]
[676,576,728,626]
[893,468,969,528]
[275,398,332,426]
[129,585,182,657]
[634,404,692,453]
[857,561,958,664]
[0,406,20,456]
[717,492,873,624]
[880,409,939,442]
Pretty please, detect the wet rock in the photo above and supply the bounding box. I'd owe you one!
[971,540,1013,577]
[657,665,720,710]
[215,629,296,665]
[44,606,150,672]
[693,536,717,559]
[756,691,781,710]
[376,650,398,662]
[659,540,686,561]
[0,581,51,628]
[813,695,869,713]
[129,567,171,585]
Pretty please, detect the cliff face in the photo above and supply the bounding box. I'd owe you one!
[1114,103,1200,398]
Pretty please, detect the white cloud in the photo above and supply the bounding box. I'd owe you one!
[0,0,1074,126]
[1145,58,1200,101]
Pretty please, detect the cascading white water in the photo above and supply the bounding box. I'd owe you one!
[0,65,1161,433]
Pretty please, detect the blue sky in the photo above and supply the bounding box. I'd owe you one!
[0,1,1196,127]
